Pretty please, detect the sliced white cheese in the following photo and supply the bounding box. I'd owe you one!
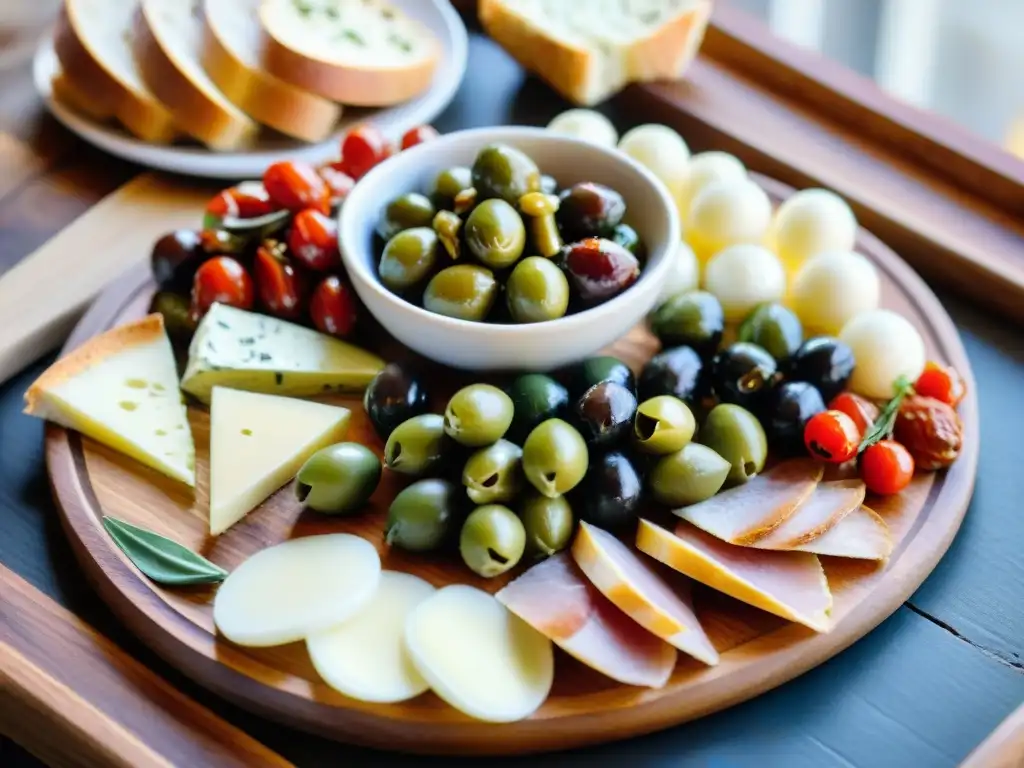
[404,585,554,723]
[181,304,384,404]
[307,571,434,703]
[24,314,195,486]
[213,534,381,647]
[209,387,350,535]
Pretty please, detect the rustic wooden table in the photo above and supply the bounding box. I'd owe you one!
[1,20,1022,768]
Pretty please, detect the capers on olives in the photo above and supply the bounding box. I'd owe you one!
[294,443,381,514]
[444,384,514,447]
[459,504,526,577]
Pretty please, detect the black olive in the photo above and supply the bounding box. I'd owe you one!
[787,336,856,402]
[151,230,204,293]
[711,342,779,411]
[639,346,708,404]
[765,381,825,455]
[570,381,637,449]
[362,363,430,441]
[565,356,636,398]
[575,451,643,532]
[556,182,626,240]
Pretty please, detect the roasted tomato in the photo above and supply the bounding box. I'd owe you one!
[310,276,358,337]
[804,409,861,464]
[400,125,440,150]
[828,392,880,439]
[254,241,307,320]
[914,361,966,408]
[288,209,340,272]
[205,181,276,222]
[894,395,963,470]
[339,124,389,179]
[860,440,914,495]
[190,256,254,321]
[263,161,331,214]
[319,163,356,205]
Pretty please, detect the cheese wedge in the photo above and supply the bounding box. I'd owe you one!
[208,387,349,535]
[752,480,866,551]
[404,585,554,723]
[24,315,195,486]
[792,506,893,561]
[676,458,823,545]
[497,552,677,688]
[181,304,384,404]
[573,522,718,666]
[637,520,832,632]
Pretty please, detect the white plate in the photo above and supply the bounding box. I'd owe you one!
[32,0,468,180]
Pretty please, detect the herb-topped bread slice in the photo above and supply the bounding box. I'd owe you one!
[258,0,440,107]
[201,0,343,143]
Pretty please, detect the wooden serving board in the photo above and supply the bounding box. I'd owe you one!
[42,175,979,756]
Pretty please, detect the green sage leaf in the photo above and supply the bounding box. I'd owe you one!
[102,516,227,586]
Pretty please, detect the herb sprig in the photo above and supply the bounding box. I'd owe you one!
[858,375,914,453]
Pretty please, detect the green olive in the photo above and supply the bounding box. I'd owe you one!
[459,504,526,577]
[464,199,526,269]
[422,265,498,322]
[462,439,524,505]
[633,396,696,454]
[386,479,460,552]
[522,418,589,498]
[698,404,768,485]
[384,414,446,475]
[444,384,515,447]
[648,290,725,359]
[294,443,381,514]
[378,193,436,241]
[519,493,574,558]
[471,143,542,204]
[430,166,473,210]
[379,227,438,292]
[650,443,731,507]
[506,256,570,323]
[505,373,569,444]
[737,302,804,362]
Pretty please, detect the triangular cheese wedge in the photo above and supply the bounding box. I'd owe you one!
[675,458,822,545]
[496,553,677,688]
[792,506,893,561]
[24,314,195,486]
[209,387,349,535]
[753,480,866,550]
[572,522,719,665]
[637,520,832,632]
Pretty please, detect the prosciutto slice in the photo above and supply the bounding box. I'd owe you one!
[792,506,893,561]
[752,480,866,550]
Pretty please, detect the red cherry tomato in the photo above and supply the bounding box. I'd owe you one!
[190,256,254,321]
[263,161,330,214]
[860,440,915,495]
[827,392,880,439]
[319,163,356,204]
[310,276,357,337]
[400,125,439,150]
[254,243,308,320]
[339,124,389,179]
[914,361,966,407]
[288,209,340,272]
[803,409,861,463]
[205,181,276,221]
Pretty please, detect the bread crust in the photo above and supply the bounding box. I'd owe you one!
[51,69,114,121]
[629,0,712,82]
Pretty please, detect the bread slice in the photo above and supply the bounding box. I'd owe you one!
[479,0,712,106]
[134,0,259,151]
[201,0,342,143]
[53,0,177,143]
[51,68,114,121]
[258,0,440,107]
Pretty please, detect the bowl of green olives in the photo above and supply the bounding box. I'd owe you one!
[339,127,679,371]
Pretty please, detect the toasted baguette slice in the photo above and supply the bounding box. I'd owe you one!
[201,0,342,142]
[258,0,439,107]
[53,0,177,143]
[51,68,114,121]
[479,0,712,106]
[134,0,259,151]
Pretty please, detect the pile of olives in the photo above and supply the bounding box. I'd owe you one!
[375,143,646,324]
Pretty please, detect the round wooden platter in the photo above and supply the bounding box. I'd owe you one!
[44,175,979,756]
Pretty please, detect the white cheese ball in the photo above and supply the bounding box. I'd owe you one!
[618,124,690,197]
[839,309,926,400]
[676,152,746,223]
[773,189,857,269]
[546,109,618,148]
[791,250,881,335]
[686,178,772,263]
[703,243,786,322]
[660,240,700,300]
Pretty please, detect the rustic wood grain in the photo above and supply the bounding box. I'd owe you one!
[961,704,1024,768]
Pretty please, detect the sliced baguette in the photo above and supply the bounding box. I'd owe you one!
[258,0,439,107]
[479,0,712,106]
[201,0,342,143]
[53,0,177,143]
[134,0,259,151]
[51,68,114,122]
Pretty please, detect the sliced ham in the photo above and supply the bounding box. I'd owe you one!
[792,506,893,561]
[636,519,833,632]
[752,480,866,550]
[572,521,719,666]
[496,552,677,688]
[675,458,823,545]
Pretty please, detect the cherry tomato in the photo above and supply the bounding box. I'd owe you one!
[205,181,276,221]
[340,124,389,179]
[914,361,966,407]
[263,161,330,214]
[400,125,439,150]
[828,392,880,438]
[190,256,254,322]
[310,276,357,337]
[288,209,340,272]
[860,440,915,495]
[319,163,355,204]
[803,409,861,463]
[254,242,307,320]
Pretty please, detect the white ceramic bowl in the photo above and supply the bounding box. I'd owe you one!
[339,127,679,371]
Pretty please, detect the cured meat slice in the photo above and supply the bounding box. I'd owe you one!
[636,519,833,632]
[792,506,893,561]
[675,458,823,545]
[572,522,719,666]
[496,553,677,688]
[752,480,866,550]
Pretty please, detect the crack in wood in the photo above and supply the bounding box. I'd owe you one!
[906,602,1024,673]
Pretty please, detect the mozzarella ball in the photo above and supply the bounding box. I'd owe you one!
[686,178,772,263]
[618,124,690,197]
[676,152,746,223]
[772,189,857,270]
[839,309,926,399]
[546,109,618,148]
[791,250,881,335]
[703,243,786,322]
[660,240,700,300]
